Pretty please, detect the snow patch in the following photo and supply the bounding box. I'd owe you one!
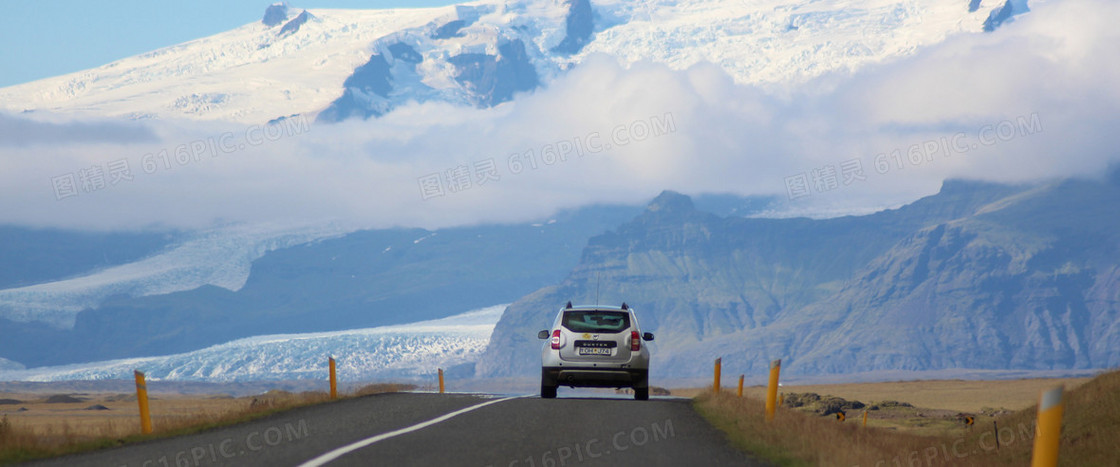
[0,358,25,371]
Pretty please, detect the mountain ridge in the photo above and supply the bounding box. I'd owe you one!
[476,174,1120,379]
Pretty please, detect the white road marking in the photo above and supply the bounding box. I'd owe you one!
[297,395,525,467]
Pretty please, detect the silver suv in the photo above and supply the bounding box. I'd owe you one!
[537,302,654,400]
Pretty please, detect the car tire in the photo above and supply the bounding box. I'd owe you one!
[634,387,649,400]
[541,384,557,399]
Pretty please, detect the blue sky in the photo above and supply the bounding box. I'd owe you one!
[0,1,458,88]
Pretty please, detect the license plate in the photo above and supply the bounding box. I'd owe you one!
[578,347,612,356]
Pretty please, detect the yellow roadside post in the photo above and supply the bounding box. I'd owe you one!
[438,368,445,394]
[765,359,781,421]
[713,358,722,394]
[328,357,338,400]
[863,409,868,427]
[1030,386,1064,467]
[737,375,744,397]
[133,370,152,434]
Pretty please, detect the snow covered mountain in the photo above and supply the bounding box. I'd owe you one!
[0,0,1017,124]
[0,305,503,382]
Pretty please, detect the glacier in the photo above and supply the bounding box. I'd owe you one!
[0,305,505,383]
[0,222,354,329]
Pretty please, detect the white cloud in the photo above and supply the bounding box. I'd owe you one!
[0,112,156,146]
[1,0,1117,231]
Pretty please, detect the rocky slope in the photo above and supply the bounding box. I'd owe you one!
[477,173,1120,379]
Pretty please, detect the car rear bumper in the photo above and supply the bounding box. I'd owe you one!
[542,367,649,389]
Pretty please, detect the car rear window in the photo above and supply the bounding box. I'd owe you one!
[562,310,631,333]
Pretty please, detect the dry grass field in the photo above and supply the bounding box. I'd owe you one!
[758,377,1092,412]
[676,375,1097,439]
[694,370,1120,466]
[0,392,248,442]
[0,383,415,464]
[674,375,1092,413]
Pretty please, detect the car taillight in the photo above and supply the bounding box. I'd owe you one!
[631,331,640,351]
[551,330,561,350]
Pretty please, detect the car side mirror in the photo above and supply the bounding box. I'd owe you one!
[642,332,654,341]
[537,330,550,339]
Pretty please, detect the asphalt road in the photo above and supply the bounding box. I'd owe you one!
[29,393,765,467]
